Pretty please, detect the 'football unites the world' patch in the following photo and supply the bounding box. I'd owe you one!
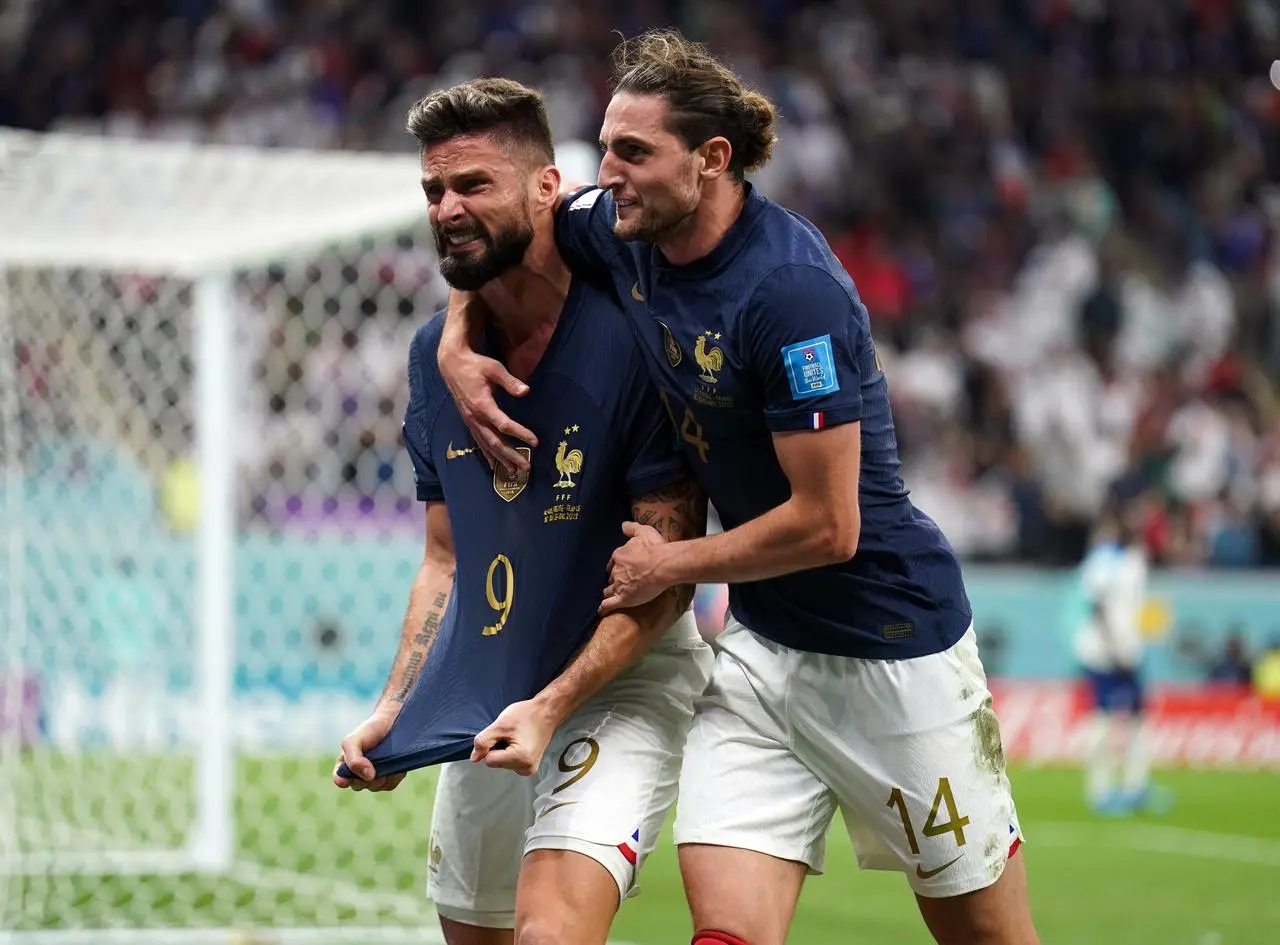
[781,334,839,400]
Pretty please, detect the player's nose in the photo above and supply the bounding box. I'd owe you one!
[436,190,467,224]
[596,152,625,191]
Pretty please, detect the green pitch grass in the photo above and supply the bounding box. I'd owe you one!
[8,759,1279,943]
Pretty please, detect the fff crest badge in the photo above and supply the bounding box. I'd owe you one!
[493,447,532,502]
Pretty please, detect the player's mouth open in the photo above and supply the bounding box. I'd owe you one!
[615,199,639,217]
[443,233,484,252]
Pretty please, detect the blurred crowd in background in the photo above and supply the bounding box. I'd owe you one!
[5,0,1280,568]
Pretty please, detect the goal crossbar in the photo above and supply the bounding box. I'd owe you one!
[0,129,424,277]
[0,127,429,912]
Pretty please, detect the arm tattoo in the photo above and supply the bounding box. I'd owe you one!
[390,653,425,703]
[412,593,448,647]
[632,478,707,542]
[633,479,705,616]
[389,590,449,704]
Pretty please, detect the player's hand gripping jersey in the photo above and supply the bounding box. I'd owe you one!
[556,186,971,660]
[341,279,688,780]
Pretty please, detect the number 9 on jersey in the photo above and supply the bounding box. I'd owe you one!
[483,554,514,635]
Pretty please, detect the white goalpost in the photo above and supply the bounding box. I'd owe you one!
[0,127,449,941]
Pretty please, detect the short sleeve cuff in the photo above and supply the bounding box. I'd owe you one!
[416,482,445,503]
[763,404,863,433]
[625,461,691,498]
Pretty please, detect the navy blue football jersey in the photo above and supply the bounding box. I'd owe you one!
[346,278,689,779]
[553,185,971,660]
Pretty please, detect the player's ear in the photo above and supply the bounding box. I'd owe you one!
[536,164,561,209]
[697,137,732,181]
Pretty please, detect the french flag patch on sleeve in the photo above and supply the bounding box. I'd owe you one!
[809,411,825,430]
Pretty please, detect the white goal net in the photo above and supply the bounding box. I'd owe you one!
[0,128,460,943]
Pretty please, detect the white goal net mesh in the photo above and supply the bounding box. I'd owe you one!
[0,129,459,942]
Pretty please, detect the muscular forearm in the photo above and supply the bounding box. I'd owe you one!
[654,499,859,587]
[374,560,455,717]
[440,291,483,353]
[532,589,682,727]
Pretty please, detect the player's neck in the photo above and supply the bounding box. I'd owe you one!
[657,178,747,267]
[478,233,572,380]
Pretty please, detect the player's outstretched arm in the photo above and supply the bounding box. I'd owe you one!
[437,292,538,471]
[333,502,456,791]
[602,425,861,612]
[472,478,706,776]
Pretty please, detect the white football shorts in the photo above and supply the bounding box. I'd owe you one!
[674,616,1023,899]
[428,609,713,927]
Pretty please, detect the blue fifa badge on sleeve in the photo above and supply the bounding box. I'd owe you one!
[781,334,839,400]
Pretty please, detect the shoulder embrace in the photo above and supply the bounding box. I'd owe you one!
[558,185,613,232]
[413,310,447,350]
[407,312,447,394]
[556,186,625,263]
[564,185,610,214]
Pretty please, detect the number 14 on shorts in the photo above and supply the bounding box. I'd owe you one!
[887,777,970,856]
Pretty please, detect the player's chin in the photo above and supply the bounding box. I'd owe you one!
[612,215,644,240]
[439,258,495,292]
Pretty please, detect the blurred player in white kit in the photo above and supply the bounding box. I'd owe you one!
[1073,500,1169,815]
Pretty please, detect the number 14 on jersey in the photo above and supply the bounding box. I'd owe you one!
[658,389,710,463]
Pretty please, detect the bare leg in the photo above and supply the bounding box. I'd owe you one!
[439,915,513,945]
[914,848,1039,945]
[678,843,808,945]
[513,848,620,945]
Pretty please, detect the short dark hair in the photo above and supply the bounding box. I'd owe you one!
[611,30,779,180]
[405,78,555,165]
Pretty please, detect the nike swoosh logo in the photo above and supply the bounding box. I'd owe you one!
[535,800,578,821]
[915,854,963,879]
[631,282,645,302]
[445,442,474,460]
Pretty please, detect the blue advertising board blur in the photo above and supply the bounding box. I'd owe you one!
[11,535,1279,695]
[5,529,1279,751]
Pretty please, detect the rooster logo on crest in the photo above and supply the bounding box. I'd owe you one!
[694,332,724,383]
[555,425,584,487]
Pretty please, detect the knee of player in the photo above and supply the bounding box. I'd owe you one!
[514,912,583,945]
